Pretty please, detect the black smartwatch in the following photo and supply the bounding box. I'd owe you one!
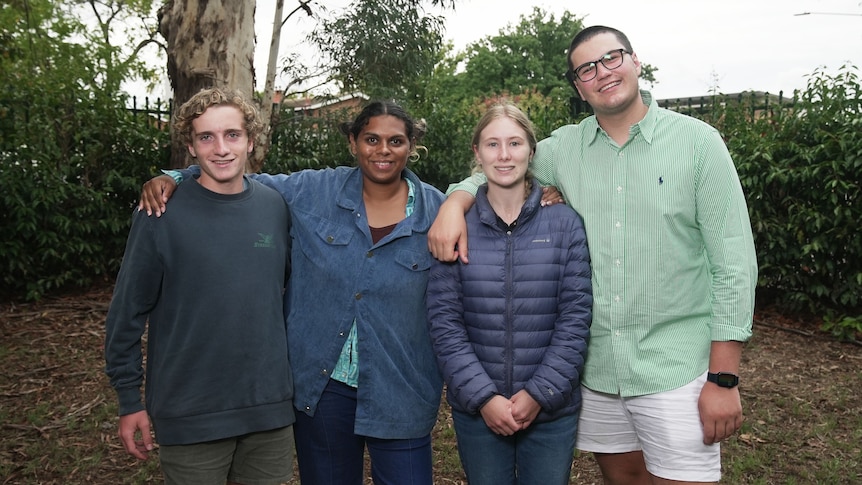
[707,372,739,388]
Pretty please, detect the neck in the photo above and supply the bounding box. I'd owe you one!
[363,178,408,228]
[486,182,528,225]
[362,177,405,202]
[196,175,245,195]
[596,96,649,145]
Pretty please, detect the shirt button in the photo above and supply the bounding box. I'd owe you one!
[615,259,621,266]
[355,293,362,300]
[616,186,623,193]
[614,295,621,302]
[326,236,334,243]
[615,221,622,228]
[367,251,373,258]
[305,406,311,411]
[615,331,621,337]
[321,369,328,375]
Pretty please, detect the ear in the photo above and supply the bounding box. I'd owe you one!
[631,52,642,77]
[348,135,357,156]
[247,140,254,154]
[187,144,197,158]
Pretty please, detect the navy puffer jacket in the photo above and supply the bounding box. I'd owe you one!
[426,182,592,423]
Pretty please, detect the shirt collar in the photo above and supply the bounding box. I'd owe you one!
[405,177,416,218]
[584,90,658,145]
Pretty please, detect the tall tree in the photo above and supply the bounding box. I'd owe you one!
[159,0,256,167]
[308,0,452,99]
[430,7,658,105]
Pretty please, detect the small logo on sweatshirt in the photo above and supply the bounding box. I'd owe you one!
[254,233,276,249]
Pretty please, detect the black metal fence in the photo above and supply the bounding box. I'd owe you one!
[129,96,172,126]
[570,90,796,119]
[124,91,798,136]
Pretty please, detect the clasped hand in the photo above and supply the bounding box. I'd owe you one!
[479,391,542,436]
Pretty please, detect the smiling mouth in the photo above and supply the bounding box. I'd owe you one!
[599,80,621,92]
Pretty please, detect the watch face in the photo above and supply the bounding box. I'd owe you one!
[716,373,738,387]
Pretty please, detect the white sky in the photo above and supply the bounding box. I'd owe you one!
[130,0,861,101]
[253,0,861,100]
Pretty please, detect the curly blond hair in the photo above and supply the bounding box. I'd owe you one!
[173,88,264,152]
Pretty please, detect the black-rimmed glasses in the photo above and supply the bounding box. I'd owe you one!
[566,48,631,84]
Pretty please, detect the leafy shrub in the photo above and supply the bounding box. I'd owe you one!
[0,94,168,300]
[719,66,861,323]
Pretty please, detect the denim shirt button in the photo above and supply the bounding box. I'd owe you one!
[326,235,334,243]
[321,368,328,375]
[367,251,373,258]
[354,293,362,300]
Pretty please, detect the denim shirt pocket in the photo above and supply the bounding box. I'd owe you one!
[393,249,432,273]
[313,219,355,247]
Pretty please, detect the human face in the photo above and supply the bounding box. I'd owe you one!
[187,105,252,194]
[570,32,642,117]
[350,115,413,187]
[473,117,532,191]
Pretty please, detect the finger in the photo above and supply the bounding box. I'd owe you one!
[160,180,176,208]
[457,234,469,264]
[141,425,154,452]
[702,421,717,445]
[120,433,146,460]
[140,186,157,217]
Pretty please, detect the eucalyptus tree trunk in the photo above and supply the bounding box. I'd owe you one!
[158,0,256,167]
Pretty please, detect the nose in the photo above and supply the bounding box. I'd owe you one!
[595,61,615,78]
[214,136,229,155]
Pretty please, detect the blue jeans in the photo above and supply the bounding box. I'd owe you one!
[294,379,433,485]
[452,409,578,485]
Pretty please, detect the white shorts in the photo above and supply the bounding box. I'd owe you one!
[576,373,721,482]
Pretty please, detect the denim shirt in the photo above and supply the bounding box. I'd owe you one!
[252,166,444,439]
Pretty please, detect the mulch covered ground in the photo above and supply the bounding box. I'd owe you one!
[1,284,859,484]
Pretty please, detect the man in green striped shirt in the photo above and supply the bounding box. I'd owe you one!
[428,25,757,485]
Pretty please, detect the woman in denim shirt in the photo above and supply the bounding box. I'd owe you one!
[140,100,445,485]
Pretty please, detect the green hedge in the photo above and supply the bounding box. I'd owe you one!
[0,94,169,300]
[716,66,861,328]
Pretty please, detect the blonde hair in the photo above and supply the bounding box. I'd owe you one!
[173,88,264,151]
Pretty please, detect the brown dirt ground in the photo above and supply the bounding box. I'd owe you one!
[1,283,860,484]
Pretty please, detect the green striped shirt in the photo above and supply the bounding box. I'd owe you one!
[447,91,756,396]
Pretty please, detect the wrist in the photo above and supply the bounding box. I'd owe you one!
[707,371,739,388]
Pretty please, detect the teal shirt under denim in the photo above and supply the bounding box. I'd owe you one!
[176,166,444,440]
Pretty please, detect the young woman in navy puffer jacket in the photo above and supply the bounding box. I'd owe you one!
[426,103,593,485]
